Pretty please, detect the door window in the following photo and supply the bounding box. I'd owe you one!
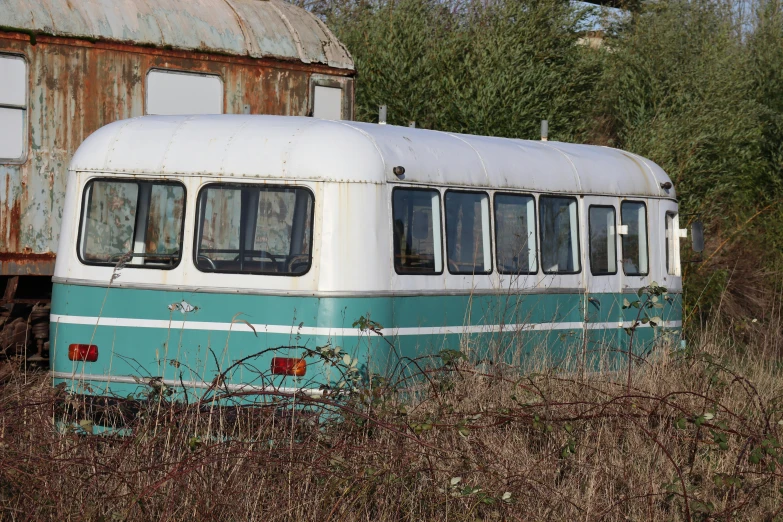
[589,205,617,275]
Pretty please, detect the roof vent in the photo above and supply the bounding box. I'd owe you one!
[541,120,549,141]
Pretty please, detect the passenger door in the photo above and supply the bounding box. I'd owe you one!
[583,196,623,367]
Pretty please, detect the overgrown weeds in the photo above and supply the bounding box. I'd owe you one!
[2,320,783,521]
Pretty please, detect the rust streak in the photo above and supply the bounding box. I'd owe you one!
[0,253,56,276]
[0,32,356,77]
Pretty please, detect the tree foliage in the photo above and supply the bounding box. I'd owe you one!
[320,0,783,322]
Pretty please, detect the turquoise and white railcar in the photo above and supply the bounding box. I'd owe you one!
[50,115,685,397]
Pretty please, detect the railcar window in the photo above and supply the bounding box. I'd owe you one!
[195,185,314,275]
[146,69,223,116]
[589,206,617,275]
[0,55,26,160]
[392,188,443,275]
[494,193,537,274]
[539,196,581,274]
[621,201,649,276]
[313,86,343,120]
[665,212,681,276]
[79,180,185,268]
[445,191,492,275]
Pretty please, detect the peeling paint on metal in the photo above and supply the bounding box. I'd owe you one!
[0,0,354,70]
[0,4,355,276]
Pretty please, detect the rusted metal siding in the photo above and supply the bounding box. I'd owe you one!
[0,0,354,70]
[0,33,355,276]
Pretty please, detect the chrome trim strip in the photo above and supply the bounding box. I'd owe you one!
[50,313,682,336]
[51,277,681,298]
[51,371,326,398]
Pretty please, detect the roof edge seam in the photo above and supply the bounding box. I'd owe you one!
[222,0,255,57]
[268,0,309,64]
[445,133,490,185]
[536,141,582,192]
[335,121,388,175]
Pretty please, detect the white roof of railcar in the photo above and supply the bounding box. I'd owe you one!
[70,115,675,198]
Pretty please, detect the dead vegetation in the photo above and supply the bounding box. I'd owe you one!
[1,317,783,521]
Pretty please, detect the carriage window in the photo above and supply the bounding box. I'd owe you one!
[589,206,617,275]
[539,196,580,274]
[79,180,185,268]
[665,212,681,276]
[445,191,491,275]
[312,86,343,120]
[195,184,314,275]
[494,193,536,274]
[0,55,26,160]
[621,201,648,276]
[146,69,223,115]
[393,188,443,274]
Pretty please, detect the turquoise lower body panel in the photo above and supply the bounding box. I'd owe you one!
[50,283,683,399]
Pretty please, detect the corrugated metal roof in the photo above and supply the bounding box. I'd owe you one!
[70,115,675,199]
[0,0,354,70]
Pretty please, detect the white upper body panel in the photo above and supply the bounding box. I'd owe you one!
[58,115,680,294]
[70,115,675,199]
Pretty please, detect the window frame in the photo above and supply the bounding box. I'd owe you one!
[391,186,444,276]
[76,177,188,270]
[620,199,650,277]
[0,52,29,163]
[587,204,618,277]
[309,76,345,120]
[493,191,537,276]
[444,189,493,276]
[538,195,582,275]
[145,68,224,116]
[192,182,316,277]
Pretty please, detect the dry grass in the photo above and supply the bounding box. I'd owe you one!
[1,320,783,521]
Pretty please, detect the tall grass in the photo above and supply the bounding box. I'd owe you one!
[2,315,782,521]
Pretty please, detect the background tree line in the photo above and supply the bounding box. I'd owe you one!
[307,0,783,334]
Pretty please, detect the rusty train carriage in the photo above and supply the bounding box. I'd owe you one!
[0,0,355,363]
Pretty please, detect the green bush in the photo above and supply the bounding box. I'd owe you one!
[323,0,783,324]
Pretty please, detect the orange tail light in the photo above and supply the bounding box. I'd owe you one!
[271,357,306,377]
[68,344,98,362]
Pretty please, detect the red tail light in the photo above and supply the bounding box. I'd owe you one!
[271,357,306,376]
[68,344,98,362]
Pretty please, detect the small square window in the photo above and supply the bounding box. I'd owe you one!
[312,85,343,120]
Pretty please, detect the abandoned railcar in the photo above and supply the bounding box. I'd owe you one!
[51,115,686,398]
[0,0,355,362]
